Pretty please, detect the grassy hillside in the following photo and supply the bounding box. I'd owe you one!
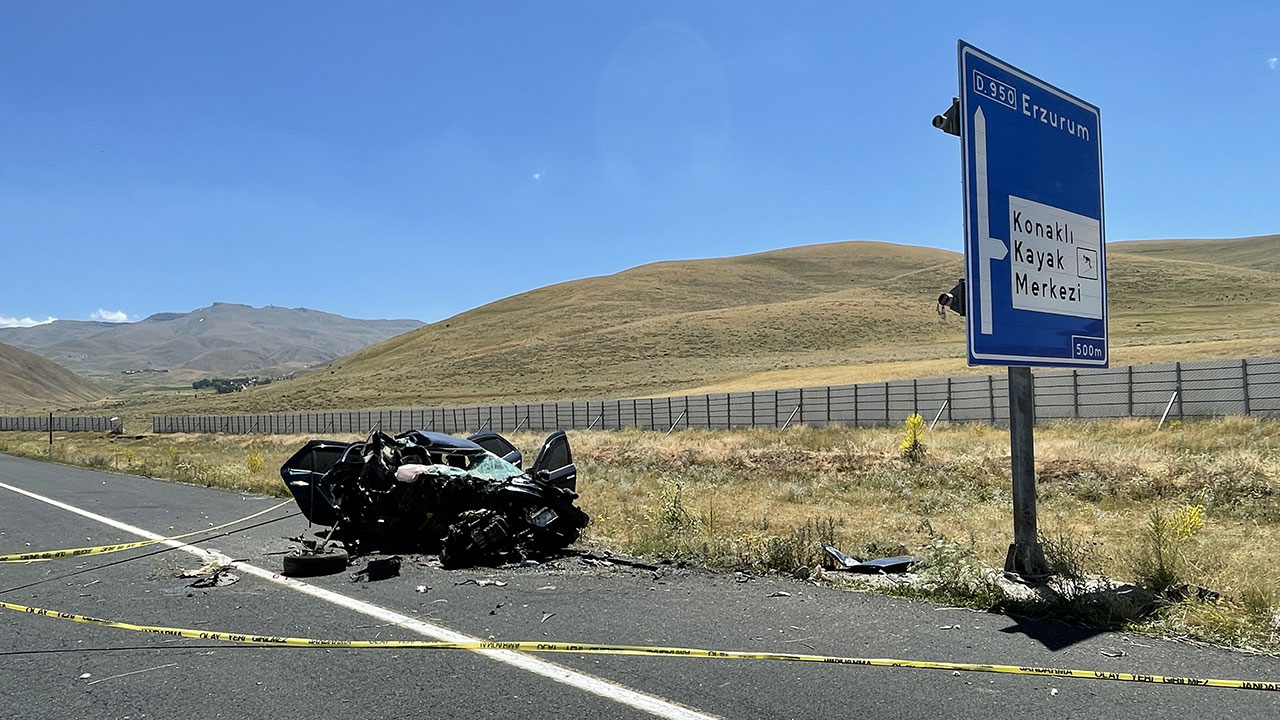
[85,236,1280,422]
[0,342,105,411]
[1110,234,1279,273]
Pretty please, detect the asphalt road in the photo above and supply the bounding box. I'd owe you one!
[1,453,1277,720]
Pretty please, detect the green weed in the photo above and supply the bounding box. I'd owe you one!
[1130,502,1205,594]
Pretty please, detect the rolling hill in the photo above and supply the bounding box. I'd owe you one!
[0,341,105,410]
[108,236,1280,417]
[1109,234,1279,273]
[0,303,424,386]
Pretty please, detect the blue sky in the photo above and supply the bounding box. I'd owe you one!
[2,1,1276,327]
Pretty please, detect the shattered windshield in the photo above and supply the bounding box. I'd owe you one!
[466,453,525,481]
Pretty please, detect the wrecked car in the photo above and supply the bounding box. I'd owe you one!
[280,429,588,569]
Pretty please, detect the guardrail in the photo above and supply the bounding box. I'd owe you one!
[152,356,1280,436]
[0,415,123,433]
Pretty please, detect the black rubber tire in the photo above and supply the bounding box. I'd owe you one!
[282,548,349,577]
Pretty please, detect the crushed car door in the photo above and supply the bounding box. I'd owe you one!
[279,440,349,525]
[531,430,576,491]
[467,430,523,468]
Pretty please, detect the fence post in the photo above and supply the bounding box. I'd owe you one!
[988,375,996,424]
[1127,365,1134,417]
[773,390,779,427]
[853,384,859,427]
[705,395,711,430]
[48,412,53,450]
[1242,359,1251,415]
[912,379,919,415]
[884,382,890,426]
[750,393,756,428]
[947,377,953,422]
[798,388,805,425]
[1072,370,1079,419]
[1175,362,1184,418]
[825,386,831,425]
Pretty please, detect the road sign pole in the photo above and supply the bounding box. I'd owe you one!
[944,40,1104,578]
[1004,366,1046,576]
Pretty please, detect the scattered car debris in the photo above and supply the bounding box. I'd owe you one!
[280,429,588,569]
[540,612,555,623]
[188,568,239,588]
[179,560,240,588]
[823,545,922,574]
[350,556,402,583]
[178,559,228,578]
[1099,648,1127,658]
[823,545,858,568]
[415,585,429,593]
[455,578,508,587]
[769,591,791,598]
[571,550,659,571]
[1172,583,1220,603]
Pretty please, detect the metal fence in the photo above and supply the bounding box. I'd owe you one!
[0,415,123,433]
[152,356,1280,436]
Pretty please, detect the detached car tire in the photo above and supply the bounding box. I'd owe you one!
[282,548,349,577]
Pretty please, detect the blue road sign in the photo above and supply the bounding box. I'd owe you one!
[959,41,1107,368]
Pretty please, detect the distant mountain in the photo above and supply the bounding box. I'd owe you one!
[0,341,104,409]
[0,303,424,379]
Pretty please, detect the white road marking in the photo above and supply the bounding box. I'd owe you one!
[0,480,719,720]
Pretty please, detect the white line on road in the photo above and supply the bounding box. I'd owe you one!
[0,479,719,720]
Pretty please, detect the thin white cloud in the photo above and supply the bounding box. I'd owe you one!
[1269,57,1278,70]
[90,309,130,323]
[531,172,543,181]
[0,315,56,328]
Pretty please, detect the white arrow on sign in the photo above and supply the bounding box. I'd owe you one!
[974,106,1007,335]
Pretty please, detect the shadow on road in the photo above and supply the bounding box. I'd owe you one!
[998,615,1109,651]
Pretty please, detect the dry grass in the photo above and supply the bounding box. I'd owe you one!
[2,416,1276,650]
[0,432,334,497]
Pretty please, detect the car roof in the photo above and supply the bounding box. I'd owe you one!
[395,430,486,453]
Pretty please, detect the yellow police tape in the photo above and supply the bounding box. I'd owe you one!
[0,499,295,563]
[2,599,1277,693]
